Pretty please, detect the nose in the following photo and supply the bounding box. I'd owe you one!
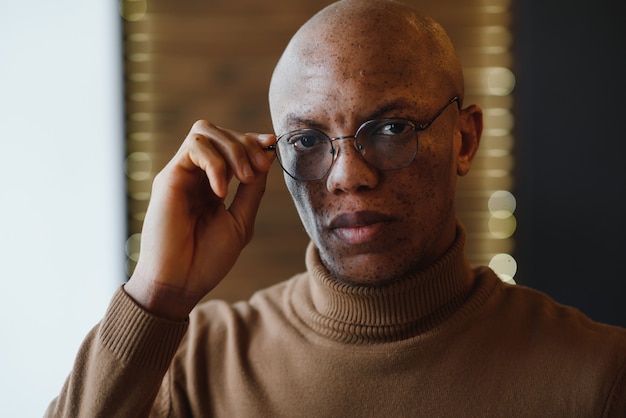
[325,137,379,193]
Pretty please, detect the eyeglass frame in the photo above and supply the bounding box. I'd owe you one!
[267,96,460,181]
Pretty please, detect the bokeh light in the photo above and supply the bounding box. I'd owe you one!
[119,0,147,22]
[489,253,517,284]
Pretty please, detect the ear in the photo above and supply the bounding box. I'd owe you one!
[456,104,483,176]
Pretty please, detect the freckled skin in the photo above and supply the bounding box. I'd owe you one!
[269,0,482,286]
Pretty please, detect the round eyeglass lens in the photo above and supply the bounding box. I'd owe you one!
[357,119,417,171]
[276,129,334,181]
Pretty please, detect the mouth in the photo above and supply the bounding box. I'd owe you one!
[328,211,394,245]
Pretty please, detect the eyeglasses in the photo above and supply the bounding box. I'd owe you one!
[268,97,459,182]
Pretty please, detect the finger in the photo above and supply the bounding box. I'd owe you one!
[177,121,275,197]
[228,169,269,246]
[202,124,277,178]
[199,123,260,183]
[183,134,230,198]
[244,132,277,171]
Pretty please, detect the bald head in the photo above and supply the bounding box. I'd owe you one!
[269,0,464,129]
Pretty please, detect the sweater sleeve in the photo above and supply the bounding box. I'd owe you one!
[44,285,189,418]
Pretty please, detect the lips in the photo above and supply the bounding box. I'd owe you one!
[329,211,393,229]
[328,211,394,245]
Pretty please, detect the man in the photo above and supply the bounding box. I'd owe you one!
[47,0,626,416]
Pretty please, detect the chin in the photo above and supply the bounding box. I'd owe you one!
[324,252,420,288]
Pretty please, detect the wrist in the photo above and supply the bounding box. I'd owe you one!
[124,276,201,321]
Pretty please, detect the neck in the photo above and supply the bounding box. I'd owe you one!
[294,223,475,343]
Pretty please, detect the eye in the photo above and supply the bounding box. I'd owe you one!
[298,134,318,148]
[286,130,327,150]
[377,120,413,136]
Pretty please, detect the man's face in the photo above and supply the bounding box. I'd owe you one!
[270,26,468,286]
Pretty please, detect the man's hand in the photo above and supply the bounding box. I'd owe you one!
[124,121,276,320]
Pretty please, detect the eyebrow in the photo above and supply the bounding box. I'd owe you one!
[283,115,326,131]
[368,98,417,120]
[281,98,420,133]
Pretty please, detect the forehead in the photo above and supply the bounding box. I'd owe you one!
[269,8,455,132]
[271,52,435,133]
[284,86,421,129]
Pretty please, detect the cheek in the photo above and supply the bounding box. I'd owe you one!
[418,136,457,181]
[285,177,306,212]
[406,142,458,208]
[285,177,327,231]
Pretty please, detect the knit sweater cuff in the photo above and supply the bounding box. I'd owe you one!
[98,285,189,372]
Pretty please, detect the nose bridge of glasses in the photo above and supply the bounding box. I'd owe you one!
[330,134,356,143]
[329,135,364,154]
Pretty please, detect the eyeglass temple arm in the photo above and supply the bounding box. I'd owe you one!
[416,96,460,130]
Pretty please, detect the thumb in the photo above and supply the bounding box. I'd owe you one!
[228,170,269,246]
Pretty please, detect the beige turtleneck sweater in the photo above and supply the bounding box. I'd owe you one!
[46,228,626,417]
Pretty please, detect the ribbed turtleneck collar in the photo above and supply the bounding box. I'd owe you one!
[290,225,475,344]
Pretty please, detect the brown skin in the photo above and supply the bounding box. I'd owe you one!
[125,0,482,320]
[269,0,483,285]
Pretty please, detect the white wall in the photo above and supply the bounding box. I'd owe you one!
[0,1,124,416]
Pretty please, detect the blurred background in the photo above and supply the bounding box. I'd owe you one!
[0,0,624,416]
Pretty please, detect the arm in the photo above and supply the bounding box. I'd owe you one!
[46,121,276,416]
[45,287,188,417]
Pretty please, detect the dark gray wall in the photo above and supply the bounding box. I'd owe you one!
[513,0,626,327]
